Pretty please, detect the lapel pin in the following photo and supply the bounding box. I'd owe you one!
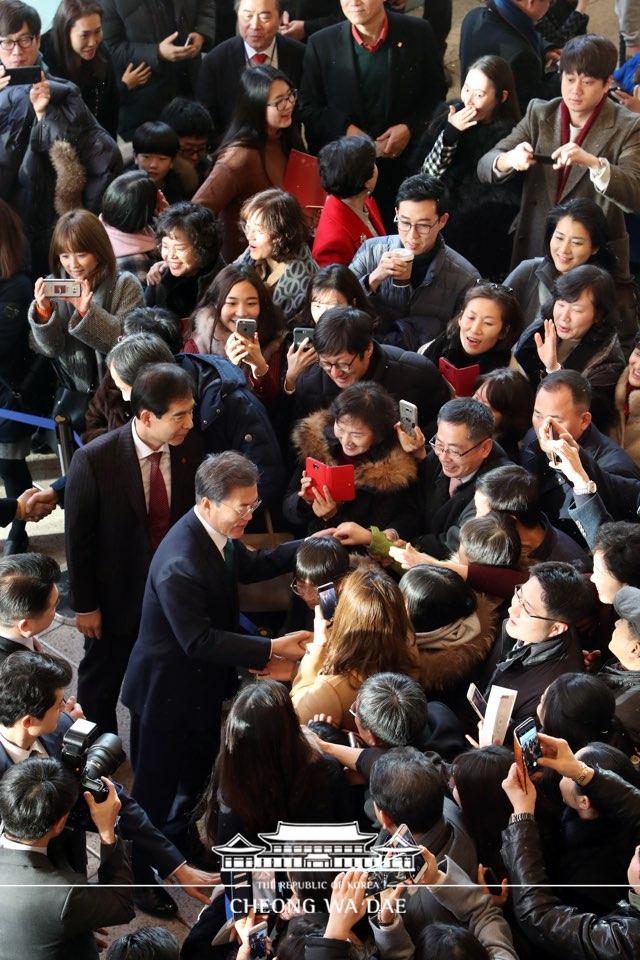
[397,41,402,47]
[181,457,187,464]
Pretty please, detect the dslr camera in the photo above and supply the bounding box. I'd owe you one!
[61,718,125,802]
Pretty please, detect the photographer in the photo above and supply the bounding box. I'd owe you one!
[0,756,133,959]
[0,651,218,918]
[501,732,640,959]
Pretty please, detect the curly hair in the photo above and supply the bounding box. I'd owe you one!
[239,188,309,262]
[155,202,221,270]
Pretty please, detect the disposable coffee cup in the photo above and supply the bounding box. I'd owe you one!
[391,247,414,286]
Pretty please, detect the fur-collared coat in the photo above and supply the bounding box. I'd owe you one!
[283,409,423,537]
[611,366,640,469]
[415,593,497,696]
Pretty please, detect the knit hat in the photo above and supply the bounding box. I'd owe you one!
[613,585,640,635]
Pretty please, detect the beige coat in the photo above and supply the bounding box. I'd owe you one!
[290,641,359,729]
[611,366,640,468]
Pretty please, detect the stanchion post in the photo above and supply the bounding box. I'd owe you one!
[54,414,76,474]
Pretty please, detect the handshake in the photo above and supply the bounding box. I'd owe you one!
[14,486,59,523]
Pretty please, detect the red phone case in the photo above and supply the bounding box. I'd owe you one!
[438,357,481,398]
[305,457,356,502]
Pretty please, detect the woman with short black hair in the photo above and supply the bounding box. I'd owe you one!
[513,264,625,430]
[144,202,223,321]
[313,135,385,267]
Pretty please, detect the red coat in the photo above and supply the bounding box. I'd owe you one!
[312,194,386,267]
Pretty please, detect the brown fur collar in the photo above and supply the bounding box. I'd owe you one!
[49,141,86,216]
[416,593,497,694]
[292,409,418,493]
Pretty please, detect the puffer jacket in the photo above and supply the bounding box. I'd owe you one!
[349,234,480,335]
[415,593,496,695]
[28,271,144,393]
[0,73,122,275]
[501,769,640,960]
[283,408,422,537]
[612,366,640,469]
[82,354,285,505]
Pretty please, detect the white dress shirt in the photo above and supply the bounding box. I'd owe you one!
[0,834,48,855]
[243,38,278,67]
[0,733,48,764]
[194,505,229,561]
[131,419,171,510]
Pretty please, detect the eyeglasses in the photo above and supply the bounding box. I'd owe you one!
[512,585,560,623]
[290,578,318,598]
[428,435,488,462]
[266,89,297,113]
[319,355,358,375]
[222,499,262,518]
[239,219,270,239]
[0,34,36,51]
[394,214,440,238]
[178,144,208,160]
[349,700,359,720]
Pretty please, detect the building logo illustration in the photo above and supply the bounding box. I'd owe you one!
[214,821,421,873]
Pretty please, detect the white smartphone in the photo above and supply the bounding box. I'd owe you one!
[41,279,81,298]
[399,399,418,438]
[466,682,487,721]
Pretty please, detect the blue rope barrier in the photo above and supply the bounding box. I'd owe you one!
[0,407,83,447]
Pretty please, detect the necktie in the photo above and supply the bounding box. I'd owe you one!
[148,451,170,551]
[448,477,463,498]
[223,539,235,573]
[251,52,268,64]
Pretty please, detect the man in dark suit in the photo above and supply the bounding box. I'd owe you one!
[0,642,218,918]
[520,371,640,543]
[459,0,560,112]
[65,363,203,740]
[122,451,313,861]
[196,0,305,139]
[0,554,61,663]
[298,0,446,225]
[0,755,133,960]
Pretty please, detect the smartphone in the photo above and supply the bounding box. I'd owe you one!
[293,327,315,348]
[317,581,338,621]
[399,399,418,438]
[184,35,193,46]
[366,823,429,894]
[248,921,268,960]
[546,420,560,467]
[482,865,503,897]
[532,153,555,164]
[466,683,487,721]
[7,66,41,86]
[41,279,82,298]
[235,318,258,339]
[348,731,364,748]
[513,717,542,788]
[304,457,356,502]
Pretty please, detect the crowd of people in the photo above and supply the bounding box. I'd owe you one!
[2,0,640,956]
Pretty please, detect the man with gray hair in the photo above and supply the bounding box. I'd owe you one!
[122,450,314,867]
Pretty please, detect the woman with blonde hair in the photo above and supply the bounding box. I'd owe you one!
[29,209,144,393]
[290,567,418,726]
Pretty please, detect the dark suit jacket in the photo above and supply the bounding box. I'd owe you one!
[0,838,133,960]
[298,12,446,153]
[196,34,305,138]
[459,3,560,112]
[64,423,203,636]
[122,509,300,730]
[0,713,184,879]
[0,498,16,527]
[414,443,513,559]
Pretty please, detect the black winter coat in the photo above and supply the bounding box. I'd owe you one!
[294,341,450,438]
[502,769,640,960]
[0,273,37,443]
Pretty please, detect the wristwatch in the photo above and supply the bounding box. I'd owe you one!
[573,480,597,495]
[508,812,535,824]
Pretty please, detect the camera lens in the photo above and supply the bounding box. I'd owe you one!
[83,733,125,782]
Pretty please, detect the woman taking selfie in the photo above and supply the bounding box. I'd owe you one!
[236,188,316,321]
[424,282,524,381]
[418,55,522,278]
[283,378,422,537]
[29,209,144,392]
[193,65,303,262]
[41,0,151,139]
[184,263,287,410]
